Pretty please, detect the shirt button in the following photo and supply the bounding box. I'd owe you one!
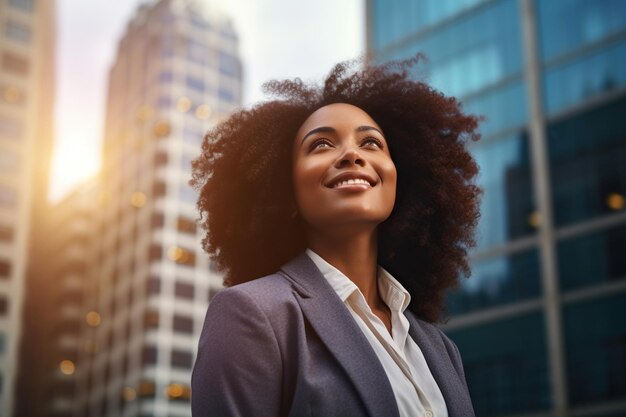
[425,410,433,417]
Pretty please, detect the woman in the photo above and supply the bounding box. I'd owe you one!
[191,56,481,417]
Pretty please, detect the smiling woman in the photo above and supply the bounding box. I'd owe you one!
[190,55,482,417]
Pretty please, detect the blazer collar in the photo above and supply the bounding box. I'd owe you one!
[405,312,474,417]
[280,252,400,417]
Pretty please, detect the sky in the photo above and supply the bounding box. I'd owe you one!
[49,0,364,201]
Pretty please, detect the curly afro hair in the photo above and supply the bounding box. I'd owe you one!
[191,55,482,323]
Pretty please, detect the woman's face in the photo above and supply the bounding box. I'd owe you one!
[292,103,397,232]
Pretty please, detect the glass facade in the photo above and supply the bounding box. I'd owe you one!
[447,248,540,315]
[558,224,626,292]
[368,0,626,415]
[448,313,550,416]
[548,96,626,227]
[563,293,626,405]
[471,133,534,248]
[536,0,626,61]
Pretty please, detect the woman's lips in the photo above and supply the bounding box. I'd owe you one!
[325,172,377,189]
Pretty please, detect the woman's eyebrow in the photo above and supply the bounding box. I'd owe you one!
[301,125,384,144]
[356,125,384,136]
[301,126,335,144]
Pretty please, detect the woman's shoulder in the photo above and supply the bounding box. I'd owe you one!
[209,272,301,317]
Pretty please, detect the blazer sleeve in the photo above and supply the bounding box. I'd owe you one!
[191,288,283,417]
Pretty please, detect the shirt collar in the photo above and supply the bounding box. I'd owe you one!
[305,248,411,312]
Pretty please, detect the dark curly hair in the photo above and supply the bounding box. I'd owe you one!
[191,55,482,323]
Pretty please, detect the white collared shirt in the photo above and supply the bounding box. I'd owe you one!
[306,249,448,417]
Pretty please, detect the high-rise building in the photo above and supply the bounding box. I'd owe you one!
[366,1,626,416]
[17,178,101,417]
[73,1,241,416]
[0,0,56,415]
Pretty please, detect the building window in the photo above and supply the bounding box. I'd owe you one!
[0,114,22,139]
[8,0,34,12]
[154,151,168,167]
[564,292,626,406]
[143,310,159,329]
[159,71,173,83]
[157,96,171,110]
[218,51,239,78]
[0,297,7,315]
[171,349,192,368]
[548,96,626,226]
[2,52,29,75]
[137,380,156,398]
[446,248,541,315]
[218,87,235,103]
[146,277,160,295]
[187,39,208,65]
[151,212,164,230]
[166,383,191,401]
[2,85,24,105]
[168,246,196,267]
[173,315,193,334]
[174,281,194,299]
[448,312,550,416]
[0,259,11,279]
[177,216,196,234]
[5,20,31,43]
[558,224,626,292]
[141,345,157,365]
[185,76,204,92]
[152,181,166,198]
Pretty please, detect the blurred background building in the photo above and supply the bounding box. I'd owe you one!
[17,179,101,417]
[0,0,56,415]
[367,0,626,416]
[69,1,241,416]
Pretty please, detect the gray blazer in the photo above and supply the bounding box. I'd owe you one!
[192,253,475,417]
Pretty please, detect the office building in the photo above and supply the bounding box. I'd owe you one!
[0,0,56,415]
[366,1,626,416]
[73,1,241,416]
[19,179,101,417]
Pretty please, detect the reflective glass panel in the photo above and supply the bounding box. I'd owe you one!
[563,293,626,405]
[558,224,626,292]
[378,0,522,98]
[218,51,239,78]
[5,20,31,43]
[548,96,626,227]
[544,40,626,115]
[371,0,489,50]
[536,0,626,61]
[471,133,535,248]
[8,0,34,12]
[446,248,540,315]
[462,80,527,138]
[447,312,551,416]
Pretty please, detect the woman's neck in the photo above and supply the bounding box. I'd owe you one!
[307,228,382,308]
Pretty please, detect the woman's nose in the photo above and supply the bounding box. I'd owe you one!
[335,147,365,168]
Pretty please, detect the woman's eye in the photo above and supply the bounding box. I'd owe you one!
[310,139,332,150]
[362,137,384,148]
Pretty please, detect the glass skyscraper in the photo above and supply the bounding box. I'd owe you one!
[367,1,626,416]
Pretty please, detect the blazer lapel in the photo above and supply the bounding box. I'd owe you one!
[406,312,473,417]
[280,253,399,417]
